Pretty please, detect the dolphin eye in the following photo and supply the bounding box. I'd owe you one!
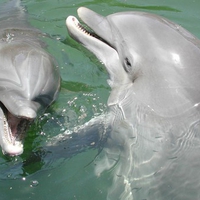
[123,57,132,73]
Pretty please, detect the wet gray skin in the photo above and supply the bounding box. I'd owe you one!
[65,7,200,200]
[0,0,60,156]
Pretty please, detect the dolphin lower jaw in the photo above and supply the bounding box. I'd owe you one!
[0,105,32,156]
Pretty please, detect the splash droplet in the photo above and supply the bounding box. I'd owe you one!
[30,180,39,188]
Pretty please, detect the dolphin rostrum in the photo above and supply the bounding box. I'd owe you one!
[65,7,200,200]
[0,0,60,156]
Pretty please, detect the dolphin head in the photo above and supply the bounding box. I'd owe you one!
[66,8,129,88]
[66,8,168,84]
[0,42,60,156]
[66,7,200,113]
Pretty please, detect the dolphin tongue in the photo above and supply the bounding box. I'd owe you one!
[77,7,113,44]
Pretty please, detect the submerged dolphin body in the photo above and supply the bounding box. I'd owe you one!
[0,0,60,156]
[66,7,200,200]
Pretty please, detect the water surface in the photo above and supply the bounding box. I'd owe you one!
[0,0,200,199]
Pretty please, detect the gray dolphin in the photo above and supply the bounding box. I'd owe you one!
[65,7,200,200]
[0,0,60,156]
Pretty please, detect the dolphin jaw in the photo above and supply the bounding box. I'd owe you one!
[66,16,116,65]
[0,115,23,156]
[0,106,33,156]
[66,16,102,44]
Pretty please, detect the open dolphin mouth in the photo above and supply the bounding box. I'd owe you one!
[0,103,32,156]
[66,11,111,49]
[69,18,102,41]
[66,17,101,42]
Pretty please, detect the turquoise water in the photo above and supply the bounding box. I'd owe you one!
[0,0,200,199]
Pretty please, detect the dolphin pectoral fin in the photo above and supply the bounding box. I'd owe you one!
[45,114,112,158]
[16,114,111,175]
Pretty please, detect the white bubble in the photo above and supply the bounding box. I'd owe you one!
[30,180,39,188]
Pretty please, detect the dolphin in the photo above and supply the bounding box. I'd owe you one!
[65,7,200,200]
[0,0,60,156]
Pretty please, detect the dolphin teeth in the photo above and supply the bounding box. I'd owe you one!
[77,22,92,36]
[69,16,97,37]
[67,16,112,48]
[3,115,14,144]
[0,110,29,155]
[2,113,30,147]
